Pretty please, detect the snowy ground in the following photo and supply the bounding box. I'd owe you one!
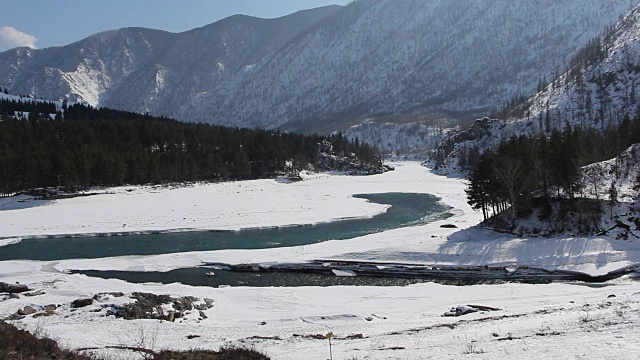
[1,162,639,359]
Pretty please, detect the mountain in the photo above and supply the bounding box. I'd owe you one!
[0,5,341,111]
[432,3,640,174]
[0,0,636,138]
[0,28,176,107]
[340,114,457,158]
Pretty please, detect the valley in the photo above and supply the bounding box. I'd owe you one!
[2,0,640,359]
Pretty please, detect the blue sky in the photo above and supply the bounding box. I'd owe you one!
[0,0,349,51]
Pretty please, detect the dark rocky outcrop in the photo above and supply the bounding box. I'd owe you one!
[18,305,37,315]
[430,117,503,171]
[316,140,389,175]
[107,292,213,321]
[72,298,94,308]
[0,282,30,294]
[92,292,124,301]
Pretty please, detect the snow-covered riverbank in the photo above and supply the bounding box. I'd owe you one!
[1,162,639,359]
[1,261,640,360]
[0,163,468,239]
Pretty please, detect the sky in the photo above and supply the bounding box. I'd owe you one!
[0,0,350,52]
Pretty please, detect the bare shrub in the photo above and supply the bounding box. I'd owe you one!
[0,320,98,360]
[462,341,484,355]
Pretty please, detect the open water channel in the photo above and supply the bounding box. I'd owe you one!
[3,192,624,286]
[0,193,452,261]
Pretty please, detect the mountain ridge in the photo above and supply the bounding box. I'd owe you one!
[1,1,637,140]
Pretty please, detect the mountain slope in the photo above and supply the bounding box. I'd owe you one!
[0,6,341,110]
[0,1,636,135]
[0,28,176,106]
[433,3,640,173]
[204,0,637,133]
[104,6,343,116]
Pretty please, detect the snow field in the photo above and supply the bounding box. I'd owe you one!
[1,261,639,359]
[1,162,639,359]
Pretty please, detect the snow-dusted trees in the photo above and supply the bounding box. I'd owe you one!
[465,112,640,227]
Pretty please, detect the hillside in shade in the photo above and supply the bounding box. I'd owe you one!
[432,3,640,174]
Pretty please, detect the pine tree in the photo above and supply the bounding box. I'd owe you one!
[465,152,496,221]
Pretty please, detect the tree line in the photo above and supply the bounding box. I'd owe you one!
[465,113,640,225]
[0,103,380,195]
[0,98,58,118]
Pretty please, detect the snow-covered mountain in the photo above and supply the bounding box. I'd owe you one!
[341,115,458,159]
[0,1,636,137]
[0,6,341,112]
[433,3,640,173]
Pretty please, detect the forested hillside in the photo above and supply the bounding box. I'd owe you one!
[426,3,640,237]
[434,3,640,173]
[467,116,640,226]
[0,103,381,196]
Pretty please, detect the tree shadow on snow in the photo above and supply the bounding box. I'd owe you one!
[0,196,54,211]
[433,226,640,271]
[337,226,640,273]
